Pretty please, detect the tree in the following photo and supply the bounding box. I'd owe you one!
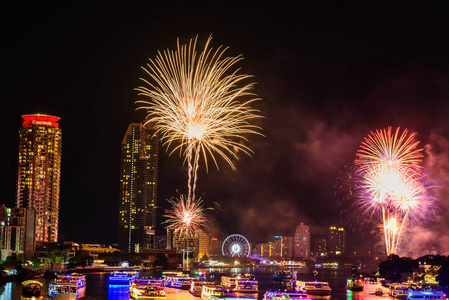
[378,254,418,282]
[69,251,93,267]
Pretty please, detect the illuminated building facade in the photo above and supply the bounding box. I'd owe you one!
[314,238,327,257]
[270,236,293,258]
[294,222,310,258]
[197,229,210,260]
[282,236,294,258]
[0,206,36,259]
[16,114,62,243]
[154,235,167,249]
[118,123,158,253]
[209,237,222,256]
[328,226,345,256]
[256,242,273,257]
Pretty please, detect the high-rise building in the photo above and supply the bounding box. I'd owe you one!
[256,242,273,257]
[16,114,62,243]
[314,238,327,257]
[282,236,294,258]
[271,236,293,258]
[328,226,345,256]
[0,206,36,259]
[118,123,158,253]
[197,229,210,260]
[209,237,222,256]
[294,222,310,258]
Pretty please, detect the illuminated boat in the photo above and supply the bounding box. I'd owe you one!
[190,280,215,296]
[129,281,166,299]
[48,273,86,299]
[263,290,310,299]
[162,271,191,289]
[406,286,446,300]
[346,278,363,291]
[293,280,331,295]
[108,271,138,285]
[134,278,164,286]
[22,280,43,298]
[221,275,258,293]
[201,285,255,300]
[389,284,409,299]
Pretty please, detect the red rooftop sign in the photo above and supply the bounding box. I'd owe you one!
[22,114,60,128]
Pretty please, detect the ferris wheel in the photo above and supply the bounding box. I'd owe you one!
[222,234,251,257]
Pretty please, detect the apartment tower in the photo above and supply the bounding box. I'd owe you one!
[294,222,310,258]
[118,123,158,253]
[328,226,345,256]
[16,114,62,243]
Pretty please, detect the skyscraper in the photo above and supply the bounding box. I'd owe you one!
[328,226,345,256]
[118,123,158,253]
[294,222,310,258]
[314,238,327,257]
[16,114,62,244]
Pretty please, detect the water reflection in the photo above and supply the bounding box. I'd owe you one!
[108,284,130,300]
[0,266,387,300]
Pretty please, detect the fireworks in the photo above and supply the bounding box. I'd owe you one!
[163,195,208,239]
[353,127,438,255]
[136,36,262,201]
[356,127,423,172]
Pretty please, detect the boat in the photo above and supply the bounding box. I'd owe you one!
[221,275,258,293]
[406,285,446,300]
[201,285,233,299]
[293,280,332,295]
[108,271,138,285]
[263,290,310,299]
[129,281,166,299]
[162,271,191,289]
[273,271,292,281]
[22,280,43,297]
[389,284,409,299]
[375,288,383,296]
[346,278,363,291]
[48,273,86,299]
[190,280,215,296]
[134,278,164,286]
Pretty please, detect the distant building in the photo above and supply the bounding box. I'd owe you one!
[294,222,310,258]
[314,238,327,257]
[328,226,345,256]
[118,123,159,253]
[154,235,167,249]
[197,229,210,260]
[282,236,294,258]
[271,236,293,258]
[16,114,62,244]
[0,206,36,259]
[256,242,273,257]
[209,237,222,256]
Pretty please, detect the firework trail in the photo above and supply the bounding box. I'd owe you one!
[350,127,438,255]
[136,36,263,202]
[163,194,208,239]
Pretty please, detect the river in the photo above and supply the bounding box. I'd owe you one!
[0,266,391,300]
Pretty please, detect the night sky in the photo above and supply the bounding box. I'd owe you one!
[3,1,449,257]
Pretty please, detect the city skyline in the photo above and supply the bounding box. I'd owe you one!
[3,2,449,257]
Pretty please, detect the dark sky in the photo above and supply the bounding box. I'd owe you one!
[2,1,449,257]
